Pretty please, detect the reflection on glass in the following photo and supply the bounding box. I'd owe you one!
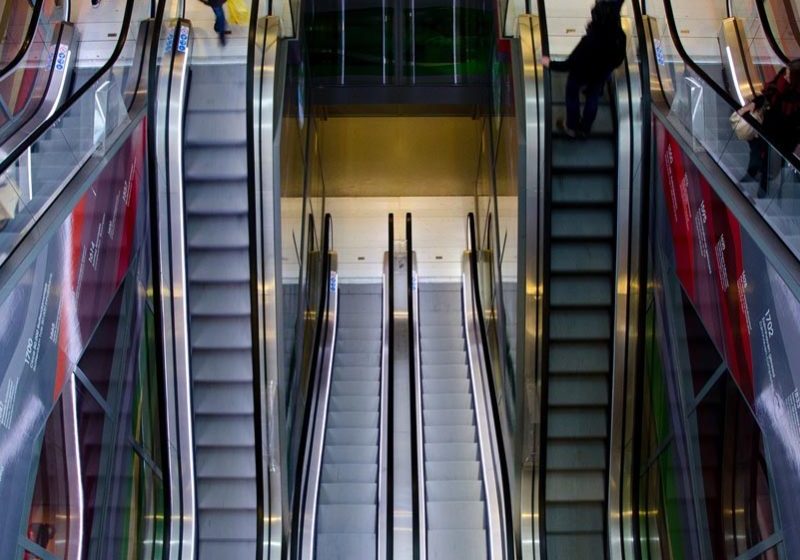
[27,398,70,558]
[75,380,108,553]
[693,374,778,557]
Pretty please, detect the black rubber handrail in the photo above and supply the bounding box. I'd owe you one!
[290,211,334,559]
[406,211,421,560]
[533,0,553,551]
[0,0,137,173]
[387,213,395,557]
[657,0,800,170]
[0,0,46,80]
[245,6,267,556]
[755,0,792,65]
[466,212,515,559]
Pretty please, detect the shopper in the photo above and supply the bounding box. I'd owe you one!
[542,1,627,138]
[199,0,228,46]
[738,59,800,196]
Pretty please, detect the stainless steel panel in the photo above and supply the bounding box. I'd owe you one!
[462,251,509,559]
[62,375,84,560]
[153,19,196,560]
[642,15,674,109]
[251,16,285,559]
[379,253,390,560]
[410,251,427,560]
[718,17,762,105]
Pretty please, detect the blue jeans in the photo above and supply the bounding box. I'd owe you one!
[565,72,606,133]
[212,5,226,33]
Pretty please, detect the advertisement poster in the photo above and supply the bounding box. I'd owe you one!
[655,119,800,556]
[0,120,147,556]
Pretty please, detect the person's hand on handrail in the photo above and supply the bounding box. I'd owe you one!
[738,102,756,116]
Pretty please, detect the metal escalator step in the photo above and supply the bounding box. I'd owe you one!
[329,396,380,412]
[421,337,465,352]
[197,479,257,509]
[547,408,607,439]
[198,540,257,559]
[546,470,605,502]
[185,148,247,182]
[550,276,612,307]
[546,533,605,560]
[326,428,379,446]
[428,529,487,560]
[191,316,252,349]
[190,283,251,315]
[336,338,381,354]
[551,107,613,135]
[196,449,256,477]
[426,461,480,481]
[188,85,247,112]
[421,351,467,366]
[422,365,469,379]
[550,309,610,340]
[186,182,249,214]
[320,482,378,504]
[552,174,615,205]
[419,292,462,312]
[423,409,475,426]
[548,374,609,406]
[322,464,378,483]
[425,443,478,462]
[420,312,462,327]
[334,313,381,328]
[193,384,254,414]
[185,112,246,146]
[327,412,380,428]
[552,208,614,239]
[334,352,381,366]
[546,440,607,471]
[316,534,375,559]
[317,504,377,533]
[419,325,464,339]
[549,342,609,374]
[198,510,256,540]
[553,138,614,169]
[188,249,250,282]
[323,445,379,464]
[426,480,483,501]
[545,503,605,533]
[551,243,613,273]
[423,392,473,410]
[424,426,477,443]
[332,366,380,381]
[427,502,484,529]
[338,296,381,315]
[192,349,253,382]
[422,378,470,394]
[187,216,249,248]
[336,327,382,341]
[331,380,380,396]
[194,416,255,445]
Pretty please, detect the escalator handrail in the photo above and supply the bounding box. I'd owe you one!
[292,211,335,557]
[466,212,515,559]
[406,211,422,559]
[533,0,553,551]
[386,213,395,557]
[0,0,138,174]
[655,0,800,171]
[755,0,792,65]
[0,0,46,80]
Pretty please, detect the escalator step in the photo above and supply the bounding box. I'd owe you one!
[426,461,480,481]
[425,443,479,462]
[321,464,378,483]
[325,428,379,446]
[546,440,607,471]
[317,504,377,532]
[551,243,613,273]
[548,374,609,406]
[424,425,477,443]
[316,534,376,560]
[545,502,605,533]
[552,208,614,239]
[426,480,483,501]
[428,530,487,560]
[427,502,484,529]
[546,533,606,560]
[319,483,378,504]
[550,276,612,307]
[545,470,605,502]
[194,416,255,445]
[549,342,609,374]
[550,309,611,340]
[547,408,607,439]
[198,479,258,509]
[423,392,473,410]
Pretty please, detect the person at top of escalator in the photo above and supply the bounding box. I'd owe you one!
[541,1,627,139]
[738,59,800,196]
[199,0,228,46]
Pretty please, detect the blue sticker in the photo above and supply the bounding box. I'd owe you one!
[177,26,190,53]
[654,39,665,66]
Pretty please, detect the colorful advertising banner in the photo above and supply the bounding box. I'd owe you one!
[655,119,800,556]
[0,120,147,557]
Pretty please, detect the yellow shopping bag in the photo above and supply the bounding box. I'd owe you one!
[225,0,250,26]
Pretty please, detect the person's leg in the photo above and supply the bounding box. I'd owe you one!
[745,139,762,178]
[564,71,582,132]
[212,5,227,44]
[580,80,605,134]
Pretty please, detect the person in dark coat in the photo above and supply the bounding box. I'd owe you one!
[200,0,228,45]
[542,1,627,138]
[738,59,800,196]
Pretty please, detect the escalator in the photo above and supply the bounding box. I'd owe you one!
[541,72,616,558]
[183,62,258,557]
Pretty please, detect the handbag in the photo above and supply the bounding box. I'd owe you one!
[730,108,764,141]
[225,0,250,26]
